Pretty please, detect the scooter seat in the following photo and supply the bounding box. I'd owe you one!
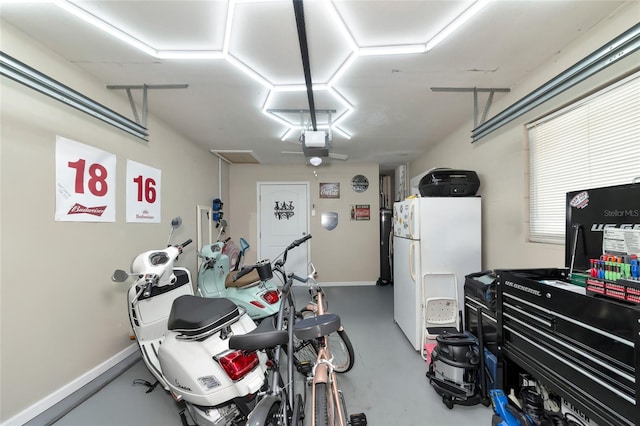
[225,268,260,288]
[168,295,240,338]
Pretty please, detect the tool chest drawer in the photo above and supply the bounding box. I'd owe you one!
[497,269,640,426]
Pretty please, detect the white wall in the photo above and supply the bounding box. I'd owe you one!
[2,2,638,422]
[0,23,224,422]
[229,163,380,283]
[409,2,640,271]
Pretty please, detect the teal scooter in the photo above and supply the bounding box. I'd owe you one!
[197,220,281,320]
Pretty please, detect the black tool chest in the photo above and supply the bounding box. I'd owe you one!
[497,268,640,426]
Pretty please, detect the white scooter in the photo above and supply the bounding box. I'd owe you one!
[112,217,268,426]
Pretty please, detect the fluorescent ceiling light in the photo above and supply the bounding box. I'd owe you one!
[309,156,323,166]
[263,110,293,128]
[47,0,489,144]
[325,0,358,52]
[156,50,224,60]
[426,0,489,51]
[223,0,237,54]
[225,54,273,90]
[272,84,308,93]
[55,1,157,57]
[280,128,296,141]
[328,53,357,88]
[358,44,426,56]
[331,126,352,140]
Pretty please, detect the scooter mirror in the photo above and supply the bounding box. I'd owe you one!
[219,219,228,228]
[170,217,182,229]
[112,269,130,282]
[168,217,183,245]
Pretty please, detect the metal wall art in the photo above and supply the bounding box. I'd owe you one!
[351,175,369,193]
[321,212,338,230]
[274,200,295,220]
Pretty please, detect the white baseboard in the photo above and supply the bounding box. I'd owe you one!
[3,343,138,426]
[319,281,376,287]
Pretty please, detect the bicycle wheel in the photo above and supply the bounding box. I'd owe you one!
[293,334,318,370]
[292,393,304,426]
[329,329,355,373]
[314,383,329,426]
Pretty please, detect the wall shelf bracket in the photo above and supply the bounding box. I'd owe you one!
[430,86,511,128]
[107,84,189,127]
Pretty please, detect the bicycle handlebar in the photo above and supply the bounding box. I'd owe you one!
[279,234,312,267]
[289,234,311,249]
[289,273,308,283]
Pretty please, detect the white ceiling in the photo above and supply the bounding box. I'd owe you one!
[0,0,630,171]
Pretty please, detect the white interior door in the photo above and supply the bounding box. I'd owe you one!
[258,182,309,279]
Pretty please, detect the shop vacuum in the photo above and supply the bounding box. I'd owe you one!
[426,305,491,409]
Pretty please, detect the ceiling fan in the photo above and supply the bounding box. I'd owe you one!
[281,129,349,165]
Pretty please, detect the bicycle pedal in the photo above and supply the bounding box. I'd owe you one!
[349,412,367,426]
[296,361,313,375]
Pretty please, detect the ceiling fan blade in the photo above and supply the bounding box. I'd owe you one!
[281,151,304,155]
[329,152,349,161]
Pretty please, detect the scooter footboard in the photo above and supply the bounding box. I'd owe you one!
[138,339,171,391]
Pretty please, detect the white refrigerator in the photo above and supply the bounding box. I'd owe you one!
[392,197,481,350]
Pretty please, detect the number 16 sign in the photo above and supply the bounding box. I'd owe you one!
[55,136,116,222]
[126,160,161,223]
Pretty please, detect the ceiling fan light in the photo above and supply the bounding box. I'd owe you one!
[309,157,323,166]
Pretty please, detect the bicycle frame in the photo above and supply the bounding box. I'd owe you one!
[296,269,348,426]
[232,234,312,426]
[310,337,347,426]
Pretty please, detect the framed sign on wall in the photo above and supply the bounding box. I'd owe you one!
[320,182,340,199]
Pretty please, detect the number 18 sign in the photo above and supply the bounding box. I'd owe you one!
[126,160,161,223]
[55,136,116,222]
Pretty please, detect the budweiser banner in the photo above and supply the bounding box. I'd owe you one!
[126,160,161,223]
[55,136,116,222]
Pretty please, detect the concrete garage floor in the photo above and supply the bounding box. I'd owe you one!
[54,285,494,426]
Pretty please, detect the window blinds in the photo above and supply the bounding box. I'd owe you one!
[528,72,640,244]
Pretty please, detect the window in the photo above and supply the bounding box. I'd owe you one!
[528,72,640,244]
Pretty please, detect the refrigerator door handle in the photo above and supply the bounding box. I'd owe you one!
[408,202,415,239]
[409,241,416,282]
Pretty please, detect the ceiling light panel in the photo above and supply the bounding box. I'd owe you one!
[1,2,150,63]
[333,1,469,47]
[228,1,302,85]
[229,1,351,85]
[426,0,489,51]
[303,1,354,83]
[72,1,227,51]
